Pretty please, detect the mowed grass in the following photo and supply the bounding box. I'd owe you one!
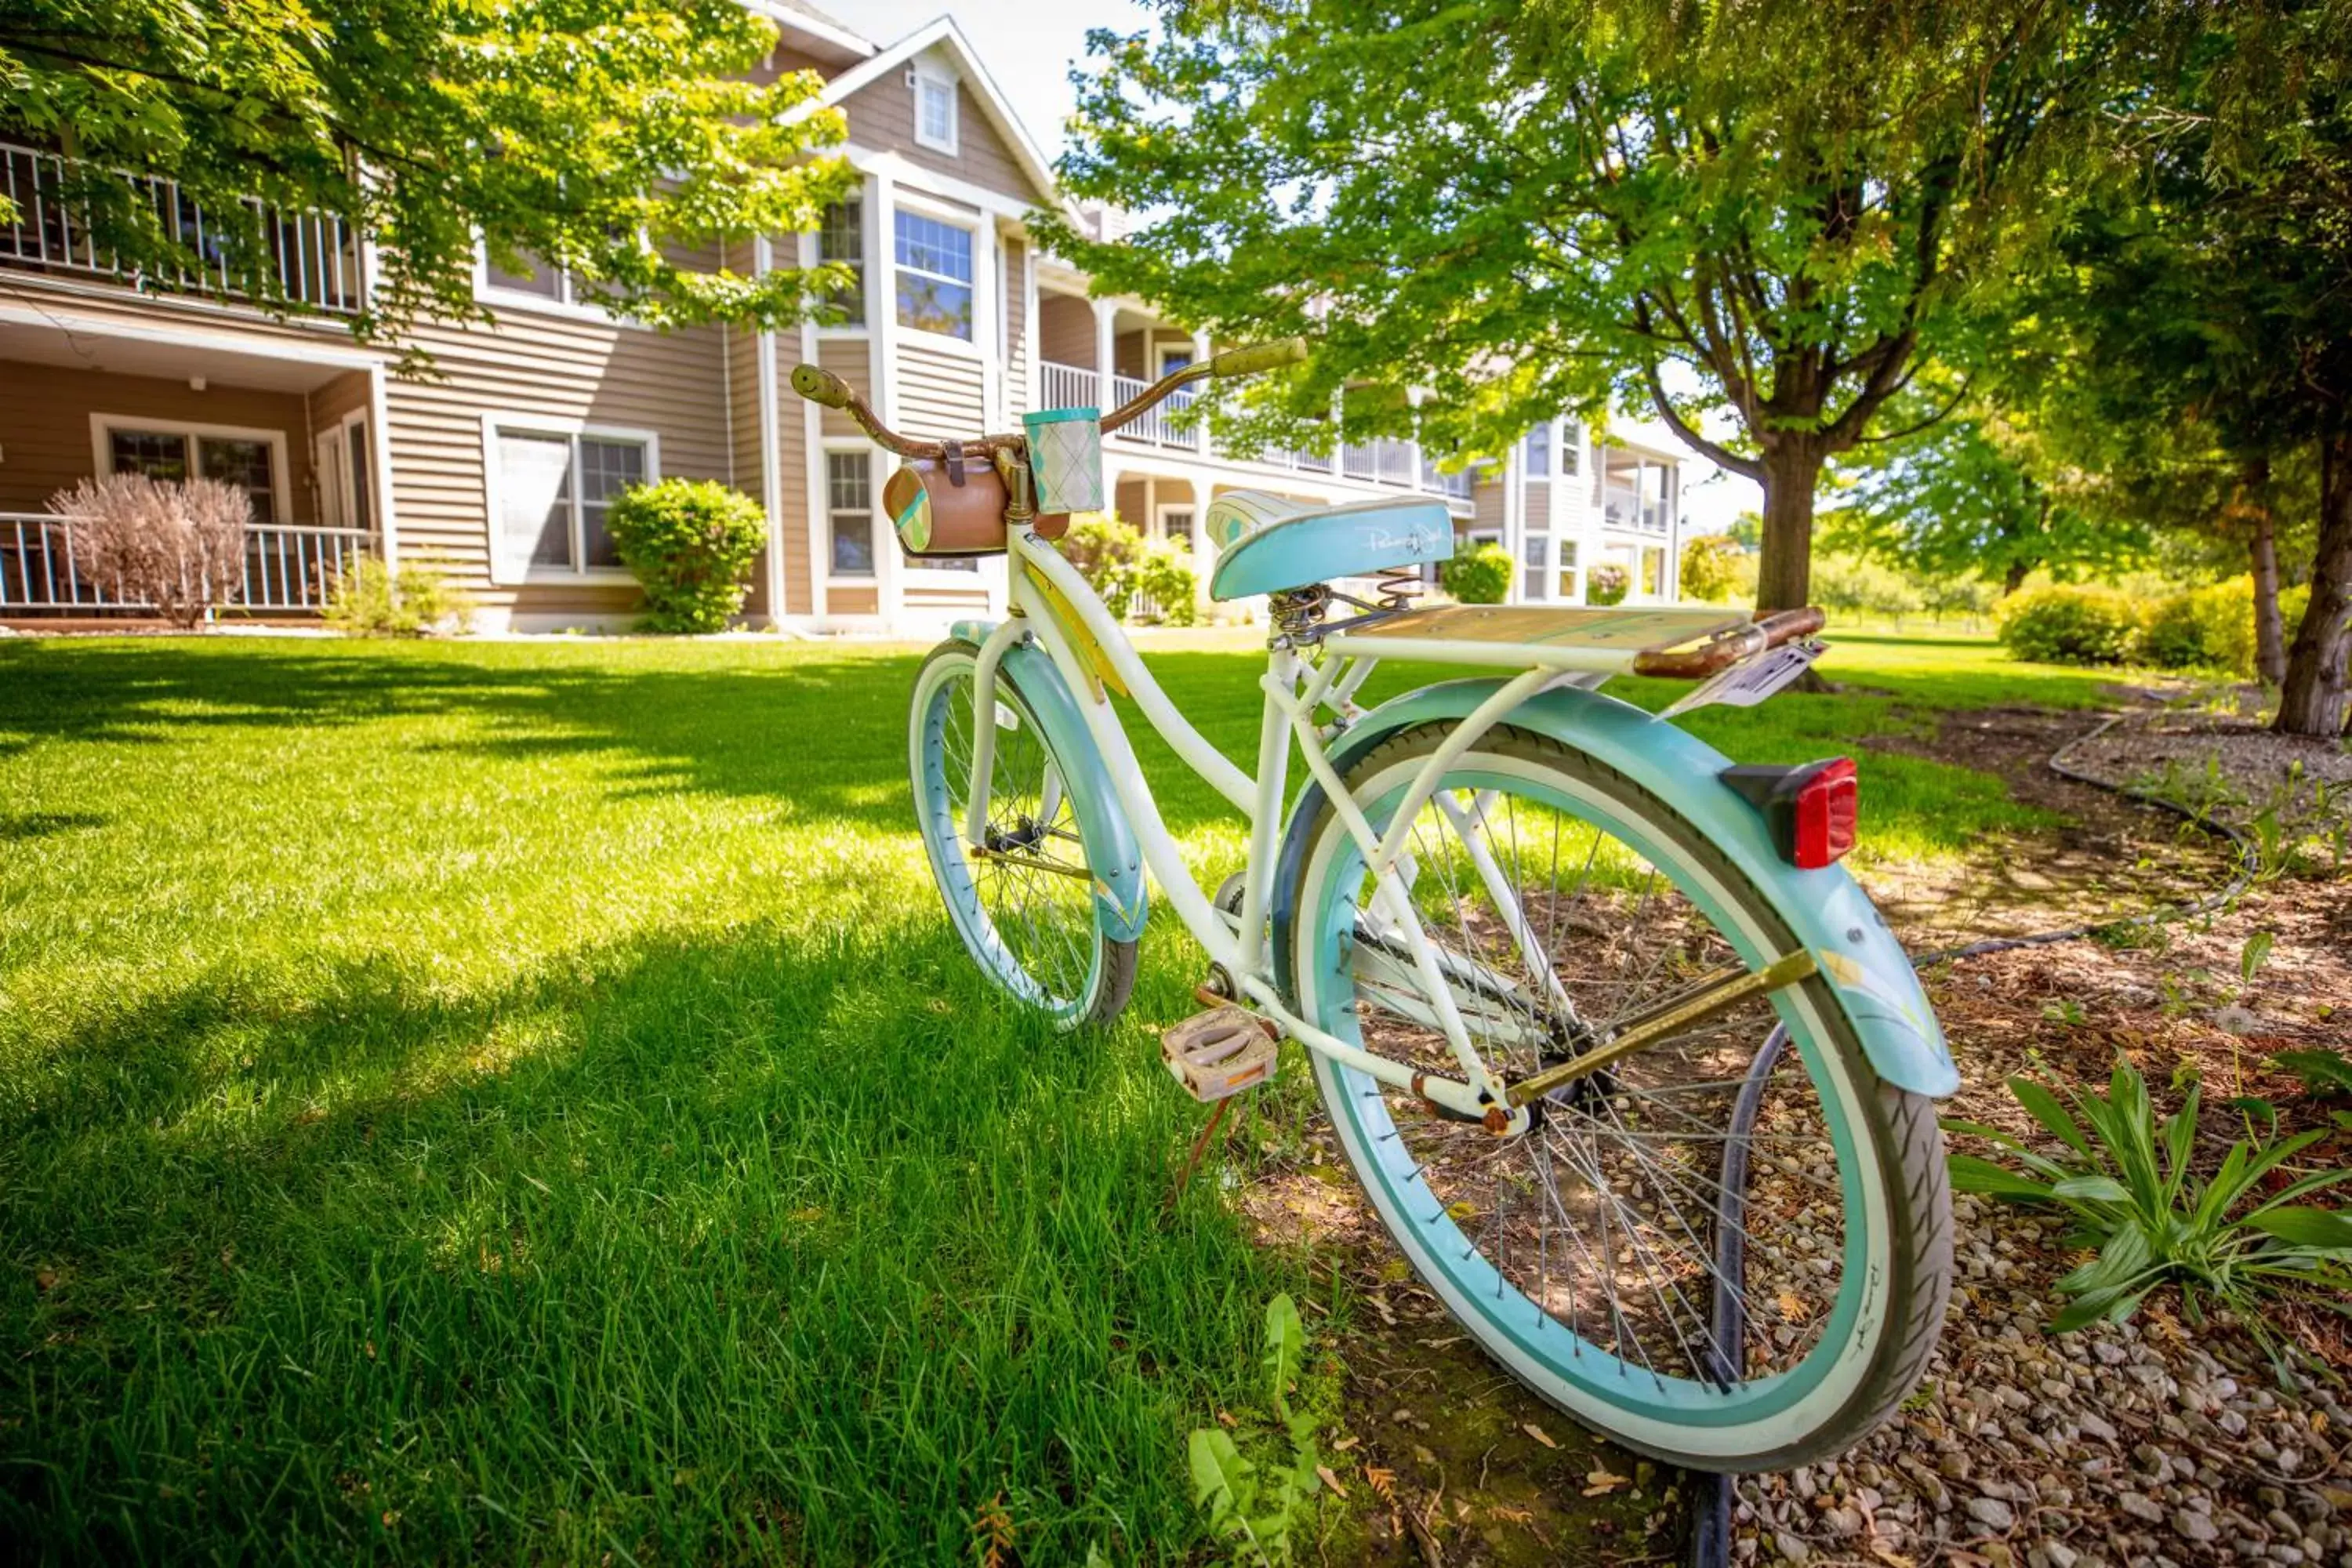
[0,628,2119,1562]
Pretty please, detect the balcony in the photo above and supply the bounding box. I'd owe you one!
[1,514,372,615]
[1037,361,1472,510]
[2,142,363,314]
[1600,485,1671,535]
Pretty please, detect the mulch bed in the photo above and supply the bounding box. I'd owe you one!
[1228,703,2352,1566]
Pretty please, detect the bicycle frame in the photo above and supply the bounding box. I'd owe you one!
[967,525,1558,1128]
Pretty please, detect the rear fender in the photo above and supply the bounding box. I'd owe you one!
[1272,678,1955,1098]
[949,621,1147,942]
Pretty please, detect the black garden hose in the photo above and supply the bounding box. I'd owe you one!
[1686,710,2261,1568]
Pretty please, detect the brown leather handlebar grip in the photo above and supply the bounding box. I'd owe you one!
[1207,338,1309,378]
[790,363,851,408]
[1755,606,1827,646]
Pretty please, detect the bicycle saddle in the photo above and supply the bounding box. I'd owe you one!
[1204,490,1456,601]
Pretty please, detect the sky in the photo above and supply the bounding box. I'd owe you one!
[829,1,1765,534]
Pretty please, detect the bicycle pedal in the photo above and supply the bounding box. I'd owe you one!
[1160,1005,1279,1102]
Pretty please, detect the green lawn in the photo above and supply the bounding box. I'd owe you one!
[0,629,2128,1562]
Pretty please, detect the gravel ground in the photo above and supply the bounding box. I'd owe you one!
[1735,1189,2352,1567]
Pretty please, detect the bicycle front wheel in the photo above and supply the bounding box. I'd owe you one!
[1280,720,1950,1470]
[909,639,1137,1029]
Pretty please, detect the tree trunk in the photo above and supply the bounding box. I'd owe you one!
[2276,428,2352,737]
[1755,441,1820,612]
[2002,559,2031,595]
[2238,456,2286,688]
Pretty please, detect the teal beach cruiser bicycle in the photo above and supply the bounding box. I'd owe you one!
[792,343,1955,1470]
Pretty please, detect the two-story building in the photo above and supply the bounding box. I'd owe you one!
[0,5,1684,632]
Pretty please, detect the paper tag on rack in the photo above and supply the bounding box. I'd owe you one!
[1660,640,1822,718]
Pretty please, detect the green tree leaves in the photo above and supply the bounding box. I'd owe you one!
[0,0,856,342]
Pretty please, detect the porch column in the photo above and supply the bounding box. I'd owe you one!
[869,162,902,626]
[1092,298,1116,404]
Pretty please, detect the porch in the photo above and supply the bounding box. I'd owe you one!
[0,315,387,618]
[1032,287,1475,512]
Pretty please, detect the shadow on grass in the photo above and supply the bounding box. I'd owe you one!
[0,914,1273,1563]
[0,638,1272,836]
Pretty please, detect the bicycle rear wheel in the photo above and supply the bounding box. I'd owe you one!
[1279,720,1949,1470]
[909,639,1137,1029]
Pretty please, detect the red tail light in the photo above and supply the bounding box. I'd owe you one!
[1791,757,1858,869]
[1719,757,1860,869]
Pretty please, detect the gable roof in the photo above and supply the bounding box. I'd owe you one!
[809,16,1067,213]
[746,0,875,62]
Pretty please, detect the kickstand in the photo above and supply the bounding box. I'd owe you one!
[1167,1098,1233,1211]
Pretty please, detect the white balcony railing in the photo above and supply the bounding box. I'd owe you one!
[1601,485,1671,535]
[0,514,373,614]
[1035,361,1475,512]
[1,142,363,314]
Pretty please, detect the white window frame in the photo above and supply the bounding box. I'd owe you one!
[815,199,869,337]
[891,201,980,350]
[471,241,651,329]
[1523,420,1553,481]
[1154,342,1196,377]
[88,414,293,524]
[913,61,960,155]
[822,442,881,585]
[480,413,660,585]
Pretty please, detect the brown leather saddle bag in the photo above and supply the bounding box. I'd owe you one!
[883,441,1067,558]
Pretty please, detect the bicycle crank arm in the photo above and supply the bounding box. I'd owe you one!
[1503,949,1818,1108]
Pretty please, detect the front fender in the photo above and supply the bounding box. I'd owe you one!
[1272,678,1956,1098]
[949,620,1147,942]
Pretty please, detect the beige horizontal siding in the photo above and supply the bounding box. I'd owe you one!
[895,339,984,442]
[0,361,318,517]
[839,64,1049,206]
[1472,477,1504,530]
[1038,295,1094,371]
[1524,481,1550,533]
[1004,239,1030,418]
[386,307,733,611]
[830,583,878,615]
[816,338,872,440]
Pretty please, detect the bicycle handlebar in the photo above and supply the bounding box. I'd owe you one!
[787,338,1309,459]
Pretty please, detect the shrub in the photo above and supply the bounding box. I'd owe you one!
[1995,583,2141,665]
[1586,561,1630,605]
[1679,533,1751,604]
[603,479,767,633]
[1947,1058,2352,1356]
[2141,575,2316,680]
[1130,537,1200,626]
[1439,540,1512,604]
[1060,512,1199,623]
[325,558,475,637]
[49,472,249,629]
[1813,553,1926,620]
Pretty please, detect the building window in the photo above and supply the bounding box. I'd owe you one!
[1520,532,1548,601]
[1523,422,1552,478]
[484,249,573,303]
[818,201,864,324]
[1555,540,1580,600]
[1560,420,1582,477]
[914,67,959,153]
[100,424,280,521]
[894,210,973,341]
[828,452,875,576]
[492,426,651,576]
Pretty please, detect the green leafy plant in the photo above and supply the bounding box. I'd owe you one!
[2137,576,2313,678]
[1439,541,1512,605]
[604,480,768,634]
[325,558,475,637]
[1058,513,1197,623]
[1994,583,2143,666]
[1585,561,1630,606]
[1947,1058,2352,1352]
[2277,1049,2352,1100]
[1188,1294,1323,1565]
[1678,533,1751,604]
